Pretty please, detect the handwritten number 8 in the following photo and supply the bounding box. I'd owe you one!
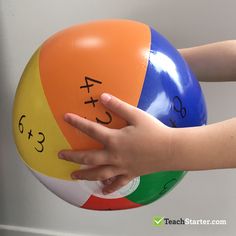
[173,96,186,118]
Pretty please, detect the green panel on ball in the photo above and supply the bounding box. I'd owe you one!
[126,171,186,205]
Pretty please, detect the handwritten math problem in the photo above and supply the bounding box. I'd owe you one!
[80,76,113,125]
[18,114,46,153]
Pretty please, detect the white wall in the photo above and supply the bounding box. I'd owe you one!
[0,0,236,235]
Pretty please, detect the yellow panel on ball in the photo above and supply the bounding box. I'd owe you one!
[12,49,81,180]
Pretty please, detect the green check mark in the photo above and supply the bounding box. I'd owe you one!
[153,216,164,227]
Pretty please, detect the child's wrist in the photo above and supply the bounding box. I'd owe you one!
[168,127,186,171]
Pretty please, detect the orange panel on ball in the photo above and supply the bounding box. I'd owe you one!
[39,20,150,149]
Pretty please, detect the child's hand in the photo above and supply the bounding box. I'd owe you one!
[58,93,174,195]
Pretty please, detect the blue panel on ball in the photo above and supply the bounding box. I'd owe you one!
[137,27,207,127]
[133,27,207,205]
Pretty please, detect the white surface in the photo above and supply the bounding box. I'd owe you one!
[32,169,140,204]
[0,0,236,235]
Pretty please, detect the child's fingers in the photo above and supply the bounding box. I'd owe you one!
[102,175,131,195]
[100,93,142,125]
[71,166,119,181]
[58,149,110,166]
[102,176,117,186]
[64,113,111,143]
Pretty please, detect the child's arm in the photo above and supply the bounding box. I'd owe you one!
[179,40,236,82]
[58,41,236,194]
[172,118,236,171]
[59,94,236,194]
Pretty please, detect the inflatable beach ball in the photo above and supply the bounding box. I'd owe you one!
[13,20,207,210]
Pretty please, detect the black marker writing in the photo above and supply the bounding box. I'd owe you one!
[80,76,113,125]
[18,114,46,154]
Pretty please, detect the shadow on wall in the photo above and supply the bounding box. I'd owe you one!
[0,2,32,225]
[0,1,10,223]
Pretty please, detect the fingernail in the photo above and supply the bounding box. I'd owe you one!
[64,113,69,121]
[71,173,78,179]
[101,93,111,104]
[58,152,65,159]
[71,173,82,180]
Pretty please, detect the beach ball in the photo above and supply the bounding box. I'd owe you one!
[13,19,207,210]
